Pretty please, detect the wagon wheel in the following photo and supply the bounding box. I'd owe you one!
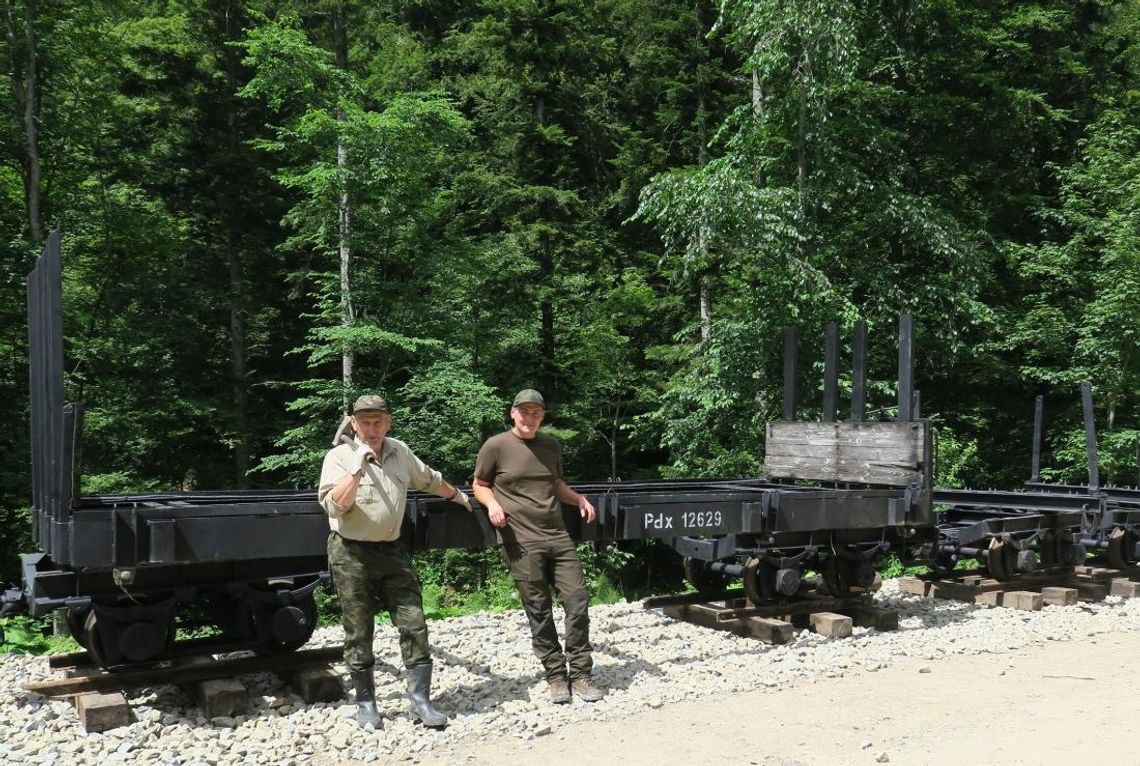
[80,610,113,668]
[683,557,729,597]
[986,538,1018,581]
[1106,527,1138,570]
[742,557,770,605]
[820,557,853,597]
[64,606,91,640]
[1038,530,1060,569]
[933,552,958,578]
[252,590,318,655]
[82,608,175,668]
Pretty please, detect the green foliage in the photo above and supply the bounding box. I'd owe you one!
[394,357,505,480]
[0,615,80,656]
[0,615,50,654]
[577,543,633,605]
[932,422,984,489]
[3,0,1140,591]
[876,553,929,579]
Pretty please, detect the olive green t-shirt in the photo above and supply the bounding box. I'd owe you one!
[474,430,565,544]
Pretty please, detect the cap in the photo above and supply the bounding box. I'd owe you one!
[512,389,545,409]
[352,394,389,414]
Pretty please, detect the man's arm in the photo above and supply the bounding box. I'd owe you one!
[326,471,362,514]
[434,479,472,512]
[472,477,508,527]
[405,446,472,510]
[555,479,595,523]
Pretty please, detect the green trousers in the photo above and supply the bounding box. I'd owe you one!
[502,533,593,681]
[328,532,431,672]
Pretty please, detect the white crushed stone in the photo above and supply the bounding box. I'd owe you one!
[3,579,1140,766]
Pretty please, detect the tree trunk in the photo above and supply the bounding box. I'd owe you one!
[229,247,250,485]
[6,0,43,244]
[23,0,40,244]
[751,52,764,120]
[334,1,353,392]
[697,88,711,342]
[797,52,807,215]
[218,0,250,486]
[534,42,556,395]
[699,276,712,341]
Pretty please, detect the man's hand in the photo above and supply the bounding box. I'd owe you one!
[351,443,376,475]
[451,490,473,513]
[486,502,509,528]
[578,496,596,524]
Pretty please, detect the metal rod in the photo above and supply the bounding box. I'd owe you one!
[850,320,866,422]
[823,322,838,422]
[27,254,42,543]
[707,561,745,578]
[897,314,914,422]
[1081,382,1099,491]
[782,326,798,421]
[1031,395,1043,483]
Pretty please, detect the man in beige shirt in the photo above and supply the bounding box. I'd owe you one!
[319,394,471,730]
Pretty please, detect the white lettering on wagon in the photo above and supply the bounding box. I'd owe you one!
[642,511,724,530]
[682,511,723,528]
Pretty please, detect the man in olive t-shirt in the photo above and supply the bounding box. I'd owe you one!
[472,389,605,704]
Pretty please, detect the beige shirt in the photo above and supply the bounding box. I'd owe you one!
[318,438,443,542]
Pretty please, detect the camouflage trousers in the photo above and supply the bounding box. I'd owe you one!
[502,533,592,681]
[327,532,431,672]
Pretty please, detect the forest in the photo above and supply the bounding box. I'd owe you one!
[1,1,1137,596]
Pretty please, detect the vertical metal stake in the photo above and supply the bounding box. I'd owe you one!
[1030,395,1043,483]
[782,326,798,421]
[897,314,914,422]
[850,320,866,422]
[823,323,838,423]
[1081,382,1099,491]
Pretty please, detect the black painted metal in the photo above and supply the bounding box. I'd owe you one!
[1081,382,1099,491]
[1024,482,1140,506]
[1031,395,1043,483]
[850,320,866,422]
[933,488,1102,514]
[782,326,798,421]
[27,230,67,552]
[897,315,913,422]
[823,323,838,422]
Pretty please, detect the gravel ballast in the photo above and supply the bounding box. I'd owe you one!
[4,580,1140,766]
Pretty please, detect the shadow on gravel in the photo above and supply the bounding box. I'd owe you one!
[428,646,535,712]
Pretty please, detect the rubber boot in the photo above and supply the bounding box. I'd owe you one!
[406,663,448,728]
[350,669,383,730]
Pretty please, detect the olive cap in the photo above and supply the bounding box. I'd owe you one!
[511,389,546,409]
[352,394,389,413]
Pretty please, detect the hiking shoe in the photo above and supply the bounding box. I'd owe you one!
[571,676,604,702]
[548,677,571,704]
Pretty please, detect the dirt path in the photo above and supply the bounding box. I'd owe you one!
[418,629,1140,766]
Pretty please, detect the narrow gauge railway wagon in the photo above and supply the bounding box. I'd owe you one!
[4,233,1111,670]
[7,234,928,667]
[649,318,940,602]
[934,385,1140,574]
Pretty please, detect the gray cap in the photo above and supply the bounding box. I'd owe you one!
[512,389,545,408]
[352,394,389,413]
